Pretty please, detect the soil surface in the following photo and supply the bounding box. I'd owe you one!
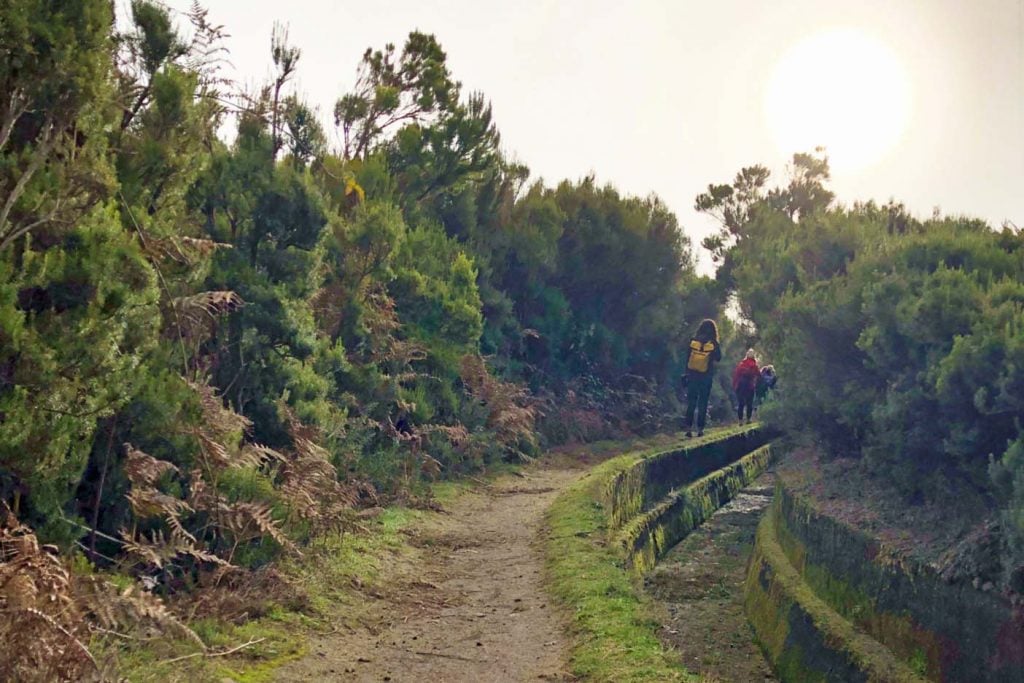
[275,462,584,683]
[779,448,997,579]
[645,471,777,683]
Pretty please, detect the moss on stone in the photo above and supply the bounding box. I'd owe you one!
[744,503,928,683]
[604,424,768,528]
[619,443,776,575]
[772,480,1024,681]
[543,426,772,682]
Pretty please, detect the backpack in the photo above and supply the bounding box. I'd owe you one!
[757,367,777,396]
[734,359,759,392]
[687,339,716,373]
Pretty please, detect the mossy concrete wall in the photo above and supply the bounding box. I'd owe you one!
[543,428,778,680]
[772,483,1024,682]
[620,443,775,575]
[604,426,770,529]
[745,506,926,683]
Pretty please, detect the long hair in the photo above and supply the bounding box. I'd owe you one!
[694,318,719,343]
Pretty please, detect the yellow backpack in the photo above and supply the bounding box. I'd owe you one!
[687,339,716,373]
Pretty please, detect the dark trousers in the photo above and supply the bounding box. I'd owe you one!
[737,388,755,420]
[685,374,713,431]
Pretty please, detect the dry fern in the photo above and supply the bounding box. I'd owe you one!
[77,574,205,649]
[459,354,538,458]
[0,502,208,680]
[0,507,97,682]
[171,290,245,345]
[277,408,366,535]
[141,233,231,266]
[175,290,245,323]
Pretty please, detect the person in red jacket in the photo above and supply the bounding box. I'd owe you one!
[732,349,760,424]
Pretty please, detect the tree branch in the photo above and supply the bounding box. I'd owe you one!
[0,199,63,251]
[159,637,265,664]
[0,120,57,244]
[0,89,27,154]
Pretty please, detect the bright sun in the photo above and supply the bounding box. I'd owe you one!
[764,29,912,172]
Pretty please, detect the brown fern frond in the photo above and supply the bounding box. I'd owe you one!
[164,510,198,545]
[419,452,443,479]
[196,431,234,468]
[77,574,205,649]
[126,486,193,520]
[223,503,296,553]
[174,290,245,324]
[118,529,170,569]
[459,354,538,453]
[124,444,179,487]
[141,233,231,266]
[421,423,471,448]
[236,443,285,469]
[119,526,231,571]
[274,409,364,533]
[0,504,100,682]
[179,235,229,256]
[189,379,253,438]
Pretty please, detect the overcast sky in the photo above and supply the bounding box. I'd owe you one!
[158,0,1023,273]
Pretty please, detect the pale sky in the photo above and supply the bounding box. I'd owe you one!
[157,0,1023,273]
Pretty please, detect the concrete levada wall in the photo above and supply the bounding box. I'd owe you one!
[746,479,1024,682]
[619,443,775,575]
[774,484,1024,682]
[745,503,925,683]
[604,426,771,529]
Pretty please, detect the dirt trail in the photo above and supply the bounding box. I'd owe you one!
[276,463,582,683]
[645,471,777,682]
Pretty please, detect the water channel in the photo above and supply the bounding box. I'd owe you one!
[644,470,777,682]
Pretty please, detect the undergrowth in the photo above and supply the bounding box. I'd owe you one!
[103,456,524,681]
[107,507,420,682]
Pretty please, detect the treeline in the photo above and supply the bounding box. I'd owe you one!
[699,152,1024,591]
[0,0,714,645]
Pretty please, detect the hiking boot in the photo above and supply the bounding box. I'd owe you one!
[685,430,693,438]
[697,430,704,437]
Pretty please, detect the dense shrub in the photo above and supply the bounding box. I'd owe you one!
[699,155,1024,587]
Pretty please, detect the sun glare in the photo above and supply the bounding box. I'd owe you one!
[764,29,912,172]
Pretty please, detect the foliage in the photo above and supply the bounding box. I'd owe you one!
[0,503,199,681]
[699,154,1024,590]
[0,3,723,673]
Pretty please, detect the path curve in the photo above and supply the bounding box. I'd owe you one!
[276,464,581,682]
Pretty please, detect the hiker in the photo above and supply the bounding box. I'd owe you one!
[682,318,721,437]
[756,364,777,406]
[732,349,760,424]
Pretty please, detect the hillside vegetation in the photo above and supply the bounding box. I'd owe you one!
[0,2,716,678]
[698,154,1024,590]
[1,1,1021,679]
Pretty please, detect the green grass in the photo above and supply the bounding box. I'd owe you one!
[429,459,521,506]
[545,467,692,682]
[542,426,759,682]
[543,431,748,682]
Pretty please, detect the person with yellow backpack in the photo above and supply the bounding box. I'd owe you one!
[682,318,722,437]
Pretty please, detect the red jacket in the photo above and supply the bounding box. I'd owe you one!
[732,357,760,393]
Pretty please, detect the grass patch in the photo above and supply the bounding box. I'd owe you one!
[543,428,751,682]
[108,507,421,682]
[545,465,693,682]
